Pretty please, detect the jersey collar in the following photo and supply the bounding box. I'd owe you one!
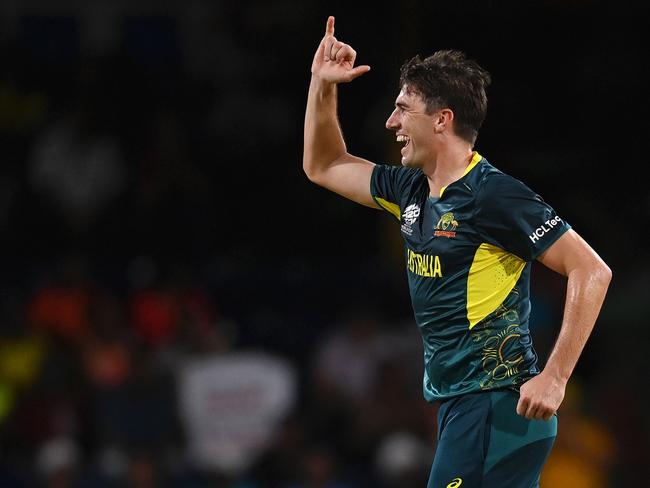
[438,151,482,198]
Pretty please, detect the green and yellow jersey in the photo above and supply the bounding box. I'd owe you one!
[371,152,571,402]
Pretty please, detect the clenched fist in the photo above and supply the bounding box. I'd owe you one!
[516,370,566,420]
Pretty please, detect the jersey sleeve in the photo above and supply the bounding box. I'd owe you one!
[370,164,417,221]
[475,174,571,261]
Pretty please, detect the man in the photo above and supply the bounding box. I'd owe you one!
[303,16,611,488]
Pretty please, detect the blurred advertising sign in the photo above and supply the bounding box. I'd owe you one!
[178,352,296,473]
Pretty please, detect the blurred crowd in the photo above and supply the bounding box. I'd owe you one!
[0,260,439,486]
[0,256,634,487]
[0,1,648,486]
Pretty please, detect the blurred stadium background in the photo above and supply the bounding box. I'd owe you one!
[0,0,647,486]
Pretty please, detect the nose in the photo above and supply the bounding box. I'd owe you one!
[386,108,399,130]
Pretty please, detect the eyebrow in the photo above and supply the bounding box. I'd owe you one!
[395,101,409,109]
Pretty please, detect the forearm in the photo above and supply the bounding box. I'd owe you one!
[303,77,347,180]
[543,263,612,383]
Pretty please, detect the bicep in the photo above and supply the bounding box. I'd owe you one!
[537,229,608,277]
[308,153,380,209]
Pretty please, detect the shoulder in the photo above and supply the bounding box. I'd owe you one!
[373,163,422,180]
[372,164,425,192]
[472,159,538,204]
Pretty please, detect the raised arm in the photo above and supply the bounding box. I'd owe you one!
[516,229,612,420]
[303,16,378,208]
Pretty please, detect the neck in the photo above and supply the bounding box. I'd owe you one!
[422,143,474,198]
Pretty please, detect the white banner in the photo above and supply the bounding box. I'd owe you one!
[177,352,296,474]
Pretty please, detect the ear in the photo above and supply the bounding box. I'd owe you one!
[433,108,454,134]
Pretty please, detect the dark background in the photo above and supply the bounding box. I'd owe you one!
[0,0,647,486]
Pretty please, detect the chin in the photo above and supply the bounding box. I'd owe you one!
[401,158,421,168]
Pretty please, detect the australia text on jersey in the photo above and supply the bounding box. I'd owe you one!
[407,248,443,278]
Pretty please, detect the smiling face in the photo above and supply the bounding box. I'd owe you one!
[385,86,440,168]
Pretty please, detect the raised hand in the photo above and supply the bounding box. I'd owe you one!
[311,16,371,84]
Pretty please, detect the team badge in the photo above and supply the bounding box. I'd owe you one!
[434,212,459,238]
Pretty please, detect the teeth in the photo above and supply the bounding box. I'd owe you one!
[397,135,410,142]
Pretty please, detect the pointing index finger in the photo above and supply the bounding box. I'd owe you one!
[326,16,335,36]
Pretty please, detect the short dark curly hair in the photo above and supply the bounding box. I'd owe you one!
[399,50,491,145]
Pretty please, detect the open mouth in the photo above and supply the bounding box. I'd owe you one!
[397,134,411,154]
[397,134,410,151]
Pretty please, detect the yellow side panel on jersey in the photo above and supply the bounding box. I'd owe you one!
[467,243,526,329]
[375,197,401,221]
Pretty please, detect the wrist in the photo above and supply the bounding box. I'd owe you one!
[311,74,337,90]
[541,366,570,385]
